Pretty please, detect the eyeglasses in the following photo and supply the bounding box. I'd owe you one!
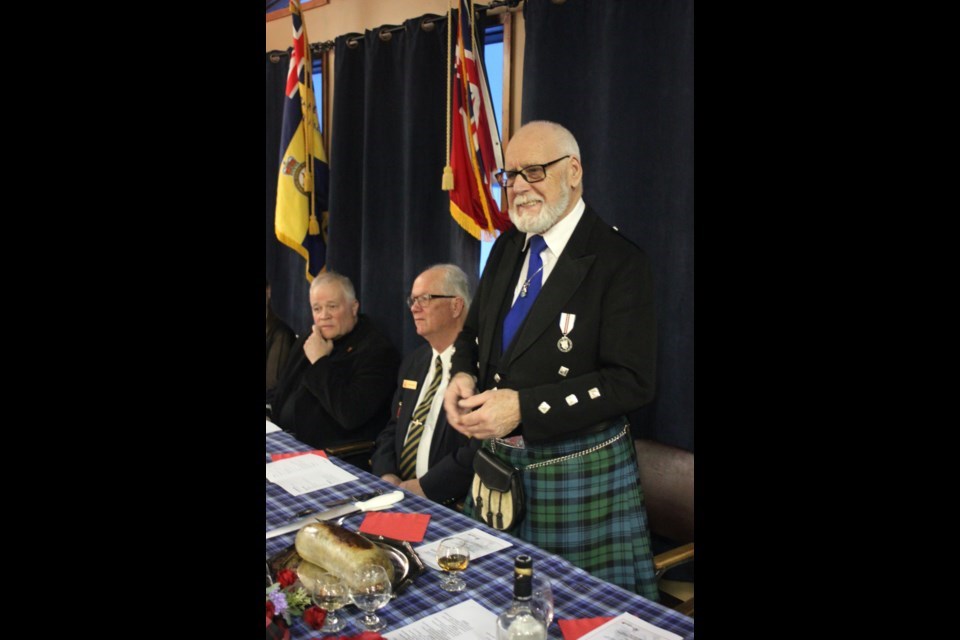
[494,155,570,188]
[406,294,457,308]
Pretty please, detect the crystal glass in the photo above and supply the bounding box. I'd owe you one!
[311,571,348,633]
[349,564,392,632]
[531,573,554,629]
[436,537,471,592]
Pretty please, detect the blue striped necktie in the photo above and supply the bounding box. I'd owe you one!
[502,234,546,353]
[398,355,444,480]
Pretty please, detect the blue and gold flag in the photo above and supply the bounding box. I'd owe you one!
[276,0,328,280]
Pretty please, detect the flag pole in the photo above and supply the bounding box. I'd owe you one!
[442,3,454,191]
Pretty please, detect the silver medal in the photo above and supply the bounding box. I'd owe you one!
[557,313,576,352]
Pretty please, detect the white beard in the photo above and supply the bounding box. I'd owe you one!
[508,182,571,234]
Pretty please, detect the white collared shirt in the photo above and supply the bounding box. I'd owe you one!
[404,344,455,479]
[511,197,586,304]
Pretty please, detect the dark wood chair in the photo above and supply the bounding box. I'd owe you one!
[635,438,694,616]
[326,441,377,472]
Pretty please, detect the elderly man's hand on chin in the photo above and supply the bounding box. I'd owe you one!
[304,324,334,363]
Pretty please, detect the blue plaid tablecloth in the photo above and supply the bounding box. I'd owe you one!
[266,430,695,639]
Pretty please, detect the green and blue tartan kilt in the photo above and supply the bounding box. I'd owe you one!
[465,418,659,601]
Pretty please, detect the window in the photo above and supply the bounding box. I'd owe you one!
[312,59,323,134]
[480,24,504,275]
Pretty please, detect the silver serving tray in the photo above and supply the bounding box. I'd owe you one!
[266,533,424,595]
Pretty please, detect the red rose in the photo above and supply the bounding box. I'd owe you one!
[277,568,297,588]
[265,600,275,620]
[302,605,327,630]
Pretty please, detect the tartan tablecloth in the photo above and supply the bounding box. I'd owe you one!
[266,430,695,639]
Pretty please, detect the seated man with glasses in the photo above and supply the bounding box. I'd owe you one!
[371,264,481,506]
[271,271,400,470]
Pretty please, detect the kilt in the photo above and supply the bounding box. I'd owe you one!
[465,418,659,601]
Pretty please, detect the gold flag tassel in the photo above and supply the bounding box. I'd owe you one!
[441,3,454,191]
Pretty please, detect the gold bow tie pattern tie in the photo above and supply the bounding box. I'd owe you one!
[398,355,444,480]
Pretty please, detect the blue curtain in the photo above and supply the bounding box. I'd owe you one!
[521,0,694,452]
[326,16,480,356]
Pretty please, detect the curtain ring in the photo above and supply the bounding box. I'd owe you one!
[346,37,360,49]
[269,53,282,63]
[379,30,393,42]
[550,0,567,4]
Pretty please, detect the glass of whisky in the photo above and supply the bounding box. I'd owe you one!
[437,537,471,592]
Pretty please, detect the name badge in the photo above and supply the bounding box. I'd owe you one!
[402,379,418,390]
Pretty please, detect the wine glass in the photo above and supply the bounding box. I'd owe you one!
[311,571,348,633]
[436,537,470,592]
[531,573,554,629]
[349,564,392,632]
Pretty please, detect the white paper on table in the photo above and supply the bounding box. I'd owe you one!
[266,420,281,434]
[384,599,497,640]
[577,612,684,640]
[415,527,513,571]
[265,453,357,496]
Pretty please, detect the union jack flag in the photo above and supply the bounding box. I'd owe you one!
[275,0,329,280]
[448,0,510,239]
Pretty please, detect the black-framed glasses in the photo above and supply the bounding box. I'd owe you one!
[494,155,570,188]
[406,294,457,308]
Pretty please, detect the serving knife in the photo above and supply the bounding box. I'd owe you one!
[290,490,385,520]
[265,490,404,540]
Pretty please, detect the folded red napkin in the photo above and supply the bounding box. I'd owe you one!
[269,449,328,461]
[558,617,615,640]
[359,511,431,543]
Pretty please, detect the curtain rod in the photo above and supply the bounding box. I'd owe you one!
[303,0,525,54]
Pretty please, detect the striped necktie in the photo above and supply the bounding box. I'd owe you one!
[398,355,444,480]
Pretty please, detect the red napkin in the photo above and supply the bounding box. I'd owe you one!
[358,511,431,543]
[269,449,328,461]
[558,617,615,640]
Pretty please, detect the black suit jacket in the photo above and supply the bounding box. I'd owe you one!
[451,206,657,444]
[272,315,400,450]
[371,344,481,505]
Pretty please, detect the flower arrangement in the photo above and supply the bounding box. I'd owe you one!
[265,568,388,640]
[266,568,324,632]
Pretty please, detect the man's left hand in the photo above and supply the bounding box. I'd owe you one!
[455,388,521,439]
[398,479,426,498]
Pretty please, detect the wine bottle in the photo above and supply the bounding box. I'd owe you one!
[496,555,547,640]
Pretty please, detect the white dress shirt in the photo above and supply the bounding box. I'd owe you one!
[510,197,586,304]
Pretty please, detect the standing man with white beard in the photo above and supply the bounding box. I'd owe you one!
[442,121,660,600]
